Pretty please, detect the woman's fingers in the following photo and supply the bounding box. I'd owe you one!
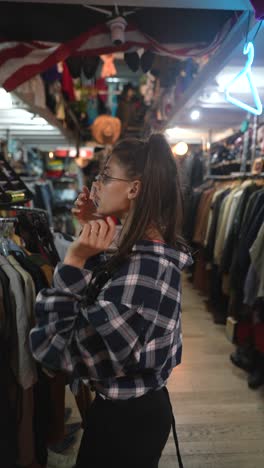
[85,218,116,249]
[72,186,97,225]
[88,221,100,244]
[80,223,92,238]
[95,219,109,240]
[75,192,88,208]
[82,186,90,198]
[69,218,116,262]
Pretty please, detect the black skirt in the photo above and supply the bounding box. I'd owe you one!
[75,387,172,468]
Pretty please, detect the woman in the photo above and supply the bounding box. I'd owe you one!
[30,134,192,468]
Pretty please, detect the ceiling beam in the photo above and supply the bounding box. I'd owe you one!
[14,90,75,145]
[167,11,256,128]
[1,0,254,10]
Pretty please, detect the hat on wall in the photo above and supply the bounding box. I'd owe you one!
[91,115,121,145]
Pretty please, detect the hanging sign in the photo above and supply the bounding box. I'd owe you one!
[224,41,262,116]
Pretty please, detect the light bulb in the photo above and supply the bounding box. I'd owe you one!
[190,110,200,121]
[172,142,188,156]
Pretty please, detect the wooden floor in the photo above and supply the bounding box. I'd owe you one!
[48,277,264,468]
[160,277,264,468]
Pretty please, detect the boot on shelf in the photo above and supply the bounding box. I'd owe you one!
[248,351,264,389]
[230,345,256,373]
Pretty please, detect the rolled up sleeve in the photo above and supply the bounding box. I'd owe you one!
[30,261,148,381]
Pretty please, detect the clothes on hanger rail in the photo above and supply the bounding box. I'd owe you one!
[0,215,67,467]
[184,176,264,385]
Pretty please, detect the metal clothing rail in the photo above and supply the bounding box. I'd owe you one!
[206,172,264,181]
[4,206,48,215]
[0,216,18,222]
[206,175,239,180]
[230,172,264,178]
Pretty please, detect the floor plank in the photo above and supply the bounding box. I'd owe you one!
[160,277,264,467]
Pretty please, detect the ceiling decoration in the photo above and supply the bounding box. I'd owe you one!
[0,3,234,43]
[0,2,254,144]
[0,5,237,92]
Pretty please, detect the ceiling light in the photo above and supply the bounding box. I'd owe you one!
[107,16,127,45]
[0,88,13,109]
[172,141,189,156]
[80,148,87,158]
[32,116,48,125]
[210,91,220,103]
[49,151,54,159]
[165,127,180,138]
[69,148,77,157]
[190,110,200,121]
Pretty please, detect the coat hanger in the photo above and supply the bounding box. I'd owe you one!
[224,42,263,116]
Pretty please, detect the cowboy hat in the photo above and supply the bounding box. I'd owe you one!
[91,114,121,145]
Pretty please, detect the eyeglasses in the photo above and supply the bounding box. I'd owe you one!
[95,173,132,184]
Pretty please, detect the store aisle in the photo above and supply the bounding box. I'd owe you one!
[49,276,264,468]
[160,277,264,468]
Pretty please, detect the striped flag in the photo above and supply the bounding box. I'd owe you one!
[0,18,235,92]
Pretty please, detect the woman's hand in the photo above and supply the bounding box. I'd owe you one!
[64,217,116,268]
[72,186,98,226]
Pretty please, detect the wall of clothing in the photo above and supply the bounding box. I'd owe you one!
[0,209,89,467]
[184,175,264,388]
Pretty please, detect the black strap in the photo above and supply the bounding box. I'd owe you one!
[171,410,184,468]
[163,387,184,468]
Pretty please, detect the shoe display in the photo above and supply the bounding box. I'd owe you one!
[248,352,264,389]
[64,407,73,423]
[48,434,76,454]
[47,450,77,468]
[230,347,254,372]
[65,422,82,438]
[248,367,264,389]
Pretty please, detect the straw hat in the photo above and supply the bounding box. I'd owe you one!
[91,115,121,145]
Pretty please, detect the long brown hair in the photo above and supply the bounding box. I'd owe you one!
[104,133,186,272]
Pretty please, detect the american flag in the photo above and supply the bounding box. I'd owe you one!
[0,18,235,92]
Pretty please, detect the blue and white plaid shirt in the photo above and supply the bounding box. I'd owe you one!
[30,240,192,400]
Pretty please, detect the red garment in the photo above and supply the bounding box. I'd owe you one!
[95,77,108,103]
[62,62,75,101]
[46,170,64,179]
[236,321,264,353]
[250,1,264,19]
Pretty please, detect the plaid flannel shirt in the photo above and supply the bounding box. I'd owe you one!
[30,240,192,400]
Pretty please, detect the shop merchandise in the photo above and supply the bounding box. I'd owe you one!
[0,213,56,467]
[16,75,46,108]
[0,153,33,206]
[53,231,74,262]
[185,174,264,388]
[91,114,121,145]
[24,177,78,236]
[0,210,91,467]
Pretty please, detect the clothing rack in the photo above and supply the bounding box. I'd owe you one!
[230,172,264,178]
[206,172,264,181]
[1,205,59,266]
[206,175,237,180]
[2,206,49,220]
[0,216,18,222]
[10,205,48,214]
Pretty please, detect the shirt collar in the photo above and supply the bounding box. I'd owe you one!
[131,240,193,271]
